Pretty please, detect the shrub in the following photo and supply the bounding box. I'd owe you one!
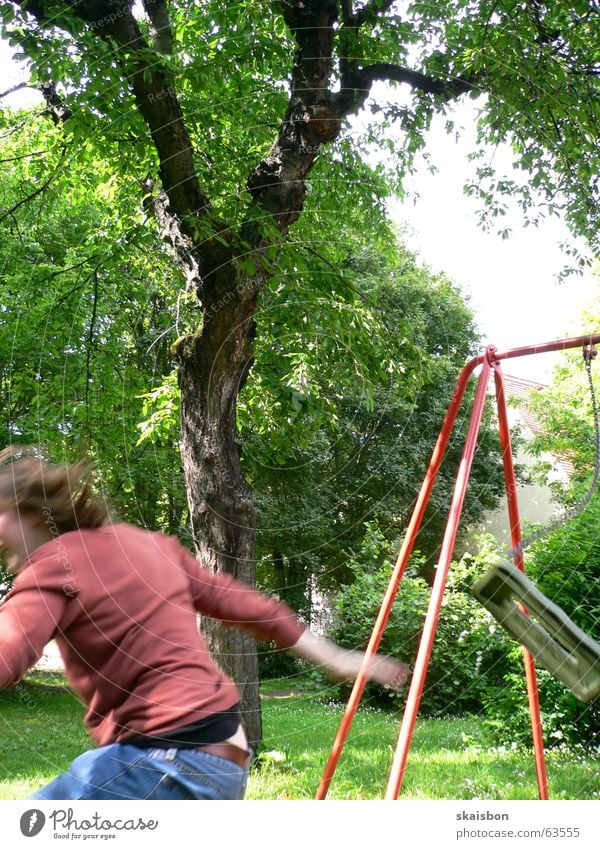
[0,562,13,602]
[525,497,600,640]
[483,643,600,749]
[258,640,301,680]
[327,530,512,715]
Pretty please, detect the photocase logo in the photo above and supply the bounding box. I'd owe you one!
[19,810,46,837]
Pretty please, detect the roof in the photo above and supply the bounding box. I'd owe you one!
[501,374,546,436]
[501,374,546,402]
[493,374,575,479]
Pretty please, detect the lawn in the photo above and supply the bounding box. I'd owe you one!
[250,678,600,800]
[0,671,90,799]
[0,672,597,800]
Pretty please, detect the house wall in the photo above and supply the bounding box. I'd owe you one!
[473,386,566,551]
[476,445,557,550]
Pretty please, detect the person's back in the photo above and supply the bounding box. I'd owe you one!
[32,523,240,746]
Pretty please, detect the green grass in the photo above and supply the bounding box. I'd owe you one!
[0,673,598,800]
[250,678,600,800]
[0,671,89,799]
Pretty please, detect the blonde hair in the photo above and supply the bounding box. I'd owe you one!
[0,446,110,533]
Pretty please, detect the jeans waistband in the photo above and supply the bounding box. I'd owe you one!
[147,744,252,769]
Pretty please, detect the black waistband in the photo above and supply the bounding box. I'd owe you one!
[126,703,241,749]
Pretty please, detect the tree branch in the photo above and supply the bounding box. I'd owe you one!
[141,177,202,298]
[279,0,339,97]
[85,268,100,415]
[142,0,174,55]
[358,62,475,97]
[339,0,354,26]
[65,3,208,215]
[0,147,65,224]
[40,81,72,123]
[35,270,98,327]
[354,0,397,28]
[14,0,229,297]
[0,77,72,123]
[0,148,48,163]
[246,1,340,237]
[0,82,30,100]
[246,1,475,244]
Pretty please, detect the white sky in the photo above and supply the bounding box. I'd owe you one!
[387,102,596,382]
[2,43,597,383]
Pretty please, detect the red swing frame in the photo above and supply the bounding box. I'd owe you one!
[316,332,600,801]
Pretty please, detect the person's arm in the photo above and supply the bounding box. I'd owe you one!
[176,542,305,647]
[176,541,408,689]
[0,557,69,686]
[290,629,409,689]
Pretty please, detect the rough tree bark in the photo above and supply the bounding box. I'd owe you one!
[176,281,264,744]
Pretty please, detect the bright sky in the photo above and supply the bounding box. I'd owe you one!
[388,101,597,382]
[2,43,597,383]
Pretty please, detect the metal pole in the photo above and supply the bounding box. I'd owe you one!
[318,330,599,800]
[315,356,480,799]
[493,364,549,799]
[385,353,493,799]
[490,333,600,364]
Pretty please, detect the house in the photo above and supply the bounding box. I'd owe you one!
[475,374,571,549]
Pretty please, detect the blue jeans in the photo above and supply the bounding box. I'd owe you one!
[27,744,251,800]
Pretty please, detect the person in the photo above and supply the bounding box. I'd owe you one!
[0,447,408,800]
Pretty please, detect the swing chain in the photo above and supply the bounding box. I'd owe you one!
[507,345,600,559]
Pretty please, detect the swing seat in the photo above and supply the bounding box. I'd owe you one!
[472,560,600,703]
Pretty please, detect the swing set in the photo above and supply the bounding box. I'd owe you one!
[316,332,600,801]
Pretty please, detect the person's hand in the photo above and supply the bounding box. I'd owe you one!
[360,653,409,690]
[321,647,409,689]
[290,630,409,690]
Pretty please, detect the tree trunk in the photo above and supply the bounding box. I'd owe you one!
[16,0,482,756]
[272,551,310,621]
[177,279,263,746]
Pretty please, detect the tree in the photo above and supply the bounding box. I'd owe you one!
[247,239,506,606]
[1,0,599,744]
[136,227,507,611]
[0,113,189,537]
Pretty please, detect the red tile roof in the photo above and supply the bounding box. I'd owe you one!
[495,374,575,478]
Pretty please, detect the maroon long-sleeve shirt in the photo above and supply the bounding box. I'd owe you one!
[0,523,305,745]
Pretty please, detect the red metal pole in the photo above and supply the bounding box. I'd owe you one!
[317,331,599,800]
[385,353,493,800]
[315,355,480,799]
[491,333,600,364]
[493,363,549,799]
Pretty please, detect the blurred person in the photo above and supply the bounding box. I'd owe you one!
[0,447,408,800]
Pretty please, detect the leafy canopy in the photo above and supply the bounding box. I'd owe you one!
[1,1,599,256]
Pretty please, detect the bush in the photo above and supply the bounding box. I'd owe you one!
[483,643,600,749]
[0,562,13,602]
[525,497,600,640]
[257,640,301,680]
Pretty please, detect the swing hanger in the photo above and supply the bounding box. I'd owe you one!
[583,343,597,365]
